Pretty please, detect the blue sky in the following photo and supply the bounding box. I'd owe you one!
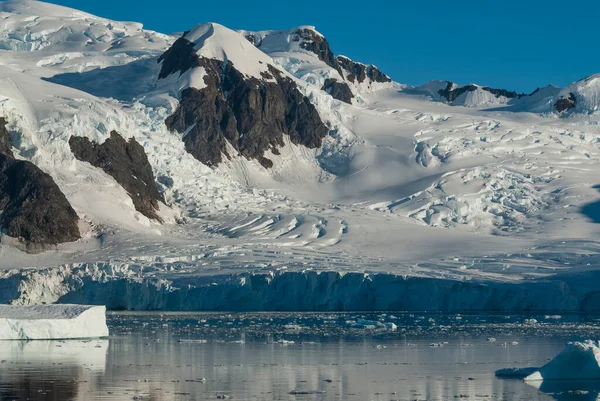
[47,0,600,92]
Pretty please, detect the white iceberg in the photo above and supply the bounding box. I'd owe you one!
[525,341,600,381]
[0,304,109,340]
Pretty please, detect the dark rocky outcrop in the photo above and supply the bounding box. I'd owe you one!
[336,56,391,84]
[0,118,80,245]
[157,35,201,79]
[295,28,342,75]
[0,118,11,155]
[438,81,525,103]
[69,131,164,221]
[555,92,577,113]
[438,82,477,102]
[160,37,329,168]
[322,78,354,104]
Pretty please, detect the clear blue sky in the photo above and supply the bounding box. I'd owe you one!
[46,0,599,93]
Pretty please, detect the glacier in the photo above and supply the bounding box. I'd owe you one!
[2,1,600,312]
[2,261,600,312]
[0,304,109,340]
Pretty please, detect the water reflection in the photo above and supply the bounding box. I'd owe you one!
[0,340,107,401]
[528,380,600,401]
[1,313,599,400]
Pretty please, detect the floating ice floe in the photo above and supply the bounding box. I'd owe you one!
[496,341,600,381]
[0,304,109,340]
[526,341,600,381]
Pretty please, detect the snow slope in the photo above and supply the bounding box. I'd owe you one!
[1,2,600,311]
[0,304,108,339]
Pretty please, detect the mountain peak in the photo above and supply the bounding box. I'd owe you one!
[182,22,274,79]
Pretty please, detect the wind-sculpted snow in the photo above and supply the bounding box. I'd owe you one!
[371,166,554,232]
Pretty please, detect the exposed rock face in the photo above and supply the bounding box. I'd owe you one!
[336,56,391,84]
[555,92,577,113]
[0,118,11,155]
[438,81,524,103]
[157,34,200,79]
[322,78,354,104]
[295,28,342,74]
[161,37,329,169]
[0,118,80,245]
[69,131,164,221]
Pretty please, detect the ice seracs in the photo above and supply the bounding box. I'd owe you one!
[0,304,109,340]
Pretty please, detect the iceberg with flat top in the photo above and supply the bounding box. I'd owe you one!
[0,304,109,340]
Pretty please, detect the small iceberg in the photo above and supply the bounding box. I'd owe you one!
[0,304,109,340]
[496,341,600,381]
[526,341,600,381]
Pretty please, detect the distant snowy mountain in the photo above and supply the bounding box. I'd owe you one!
[554,74,600,114]
[405,80,562,111]
[3,1,600,312]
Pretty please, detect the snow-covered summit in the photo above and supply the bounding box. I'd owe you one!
[405,80,564,112]
[555,74,600,114]
[183,23,275,79]
[407,80,524,107]
[0,0,172,53]
[239,25,327,57]
[239,25,394,104]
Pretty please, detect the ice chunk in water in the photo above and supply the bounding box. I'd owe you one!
[0,304,109,340]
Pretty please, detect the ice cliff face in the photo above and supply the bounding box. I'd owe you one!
[2,263,600,313]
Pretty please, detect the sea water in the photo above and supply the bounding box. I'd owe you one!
[1,312,599,400]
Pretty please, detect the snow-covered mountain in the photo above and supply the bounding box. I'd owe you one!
[3,1,600,312]
[554,74,600,114]
[405,80,563,111]
[239,26,396,105]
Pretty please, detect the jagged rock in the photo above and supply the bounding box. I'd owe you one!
[69,131,164,221]
[322,78,354,104]
[0,117,11,155]
[336,56,391,84]
[555,92,577,113]
[484,87,521,98]
[295,28,342,75]
[438,81,524,103]
[0,119,80,245]
[242,27,391,88]
[438,82,477,102]
[157,34,200,79]
[161,37,328,168]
